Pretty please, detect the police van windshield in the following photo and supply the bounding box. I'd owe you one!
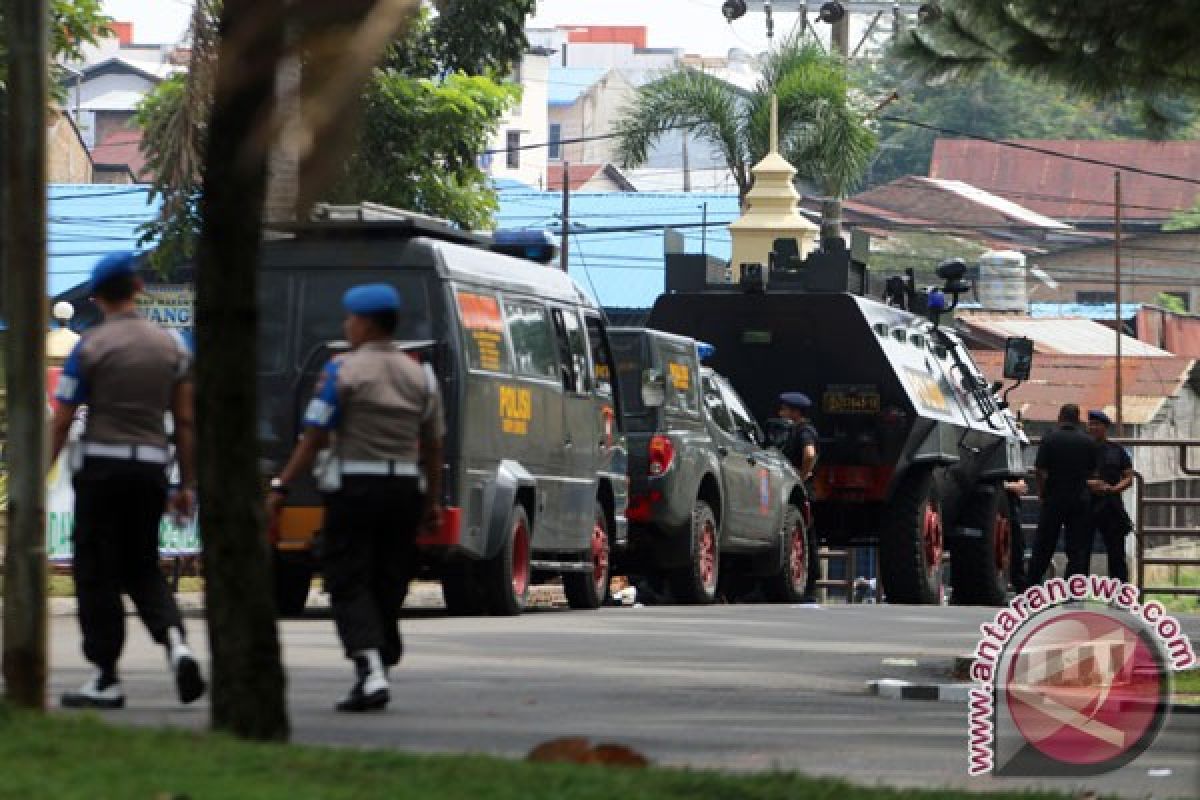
[609,332,654,432]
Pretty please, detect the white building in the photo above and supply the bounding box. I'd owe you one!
[484,47,552,190]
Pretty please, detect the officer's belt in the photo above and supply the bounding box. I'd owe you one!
[82,442,170,464]
[340,459,419,477]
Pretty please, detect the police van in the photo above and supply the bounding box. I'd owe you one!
[260,205,628,615]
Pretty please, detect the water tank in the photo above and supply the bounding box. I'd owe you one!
[977,250,1028,311]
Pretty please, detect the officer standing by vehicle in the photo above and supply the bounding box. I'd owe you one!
[268,283,445,712]
[1026,403,1097,584]
[777,392,820,601]
[49,251,205,709]
[1086,410,1134,581]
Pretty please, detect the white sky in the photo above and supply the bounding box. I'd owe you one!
[102,0,817,58]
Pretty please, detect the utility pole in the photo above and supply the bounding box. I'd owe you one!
[832,14,850,56]
[2,0,49,710]
[560,162,570,273]
[1114,171,1124,431]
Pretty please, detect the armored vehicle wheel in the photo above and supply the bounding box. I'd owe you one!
[880,470,944,605]
[273,552,312,618]
[949,484,1011,606]
[670,500,720,604]
[761,504,809,603]
[481,503,532,616]
[564,502,612,609]
[441,563,486,616]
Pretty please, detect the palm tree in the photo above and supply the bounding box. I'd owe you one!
[613,35,876,240]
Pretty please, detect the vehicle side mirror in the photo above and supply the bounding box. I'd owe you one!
[641,368,666,408]
[1002,336,1034,381]
[764,417,793,449]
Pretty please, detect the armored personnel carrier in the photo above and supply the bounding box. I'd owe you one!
[646,242,1030,605]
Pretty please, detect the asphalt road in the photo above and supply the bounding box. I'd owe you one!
[26,598,1200,799]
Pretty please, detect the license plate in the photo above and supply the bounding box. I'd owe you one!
[823,390,880,414]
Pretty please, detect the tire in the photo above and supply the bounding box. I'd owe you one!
[949,484,1012,606]
[481,503,532,616]
[670,500,720,604]
[564,502,612,610]
[879,469,944,605]
[441,563,486,616]
[761,504,809,603]
[273,552,312,618]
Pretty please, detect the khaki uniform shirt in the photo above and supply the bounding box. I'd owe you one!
[55,311,190,448]
[304,341,445,462]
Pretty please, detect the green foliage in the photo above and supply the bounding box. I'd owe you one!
[1164,199,1200,232]
[326,72,518,229]
[1154,293,1188,314]
[0,0,111,91]
[614,35,876,202]
[894,1,1200,130]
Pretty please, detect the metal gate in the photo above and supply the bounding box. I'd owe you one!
[1125,438,1200,599]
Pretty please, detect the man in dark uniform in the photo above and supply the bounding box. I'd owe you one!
[1086,410,1134,581]
[777,392,820,601]
[268,283,445,712]
[1026,403,1098,584]
[49,251,206,709]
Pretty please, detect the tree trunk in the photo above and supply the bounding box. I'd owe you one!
[195,0,289,740]
[820,197,843,247]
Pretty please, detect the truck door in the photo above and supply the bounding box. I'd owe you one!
[551,307,598,546]
[700,373,764,547]
[716,374,782,543]
[584,313,620,469]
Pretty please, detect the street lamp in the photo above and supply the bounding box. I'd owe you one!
[721,0,748,21]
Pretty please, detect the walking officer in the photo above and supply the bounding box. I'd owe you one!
[1025,403,1097,584]
[268,283,445,712]
[1086,410,1134,581]
[49,251,206,709]
[777,391,820,601]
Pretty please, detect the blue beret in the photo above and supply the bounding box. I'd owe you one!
[1088,409,1113,426]
[343,283,401,315]
[779,392,812,409]
[91,251,140,288]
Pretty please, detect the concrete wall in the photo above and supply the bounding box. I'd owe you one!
[486,52,550,189]
[46,111,93,183]
[1031,233,1200,311]
[549,69,636,165]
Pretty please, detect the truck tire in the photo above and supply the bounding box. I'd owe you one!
[761,504,809,603]
[441,563,485,616]
[273,552,312,618]
[481,503,532,616]
[949,484,1011,606]
[564,502,611,610]
[880,469,944,605]
[670,500,720,604]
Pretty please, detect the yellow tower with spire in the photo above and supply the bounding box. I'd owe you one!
[728,95,818,280]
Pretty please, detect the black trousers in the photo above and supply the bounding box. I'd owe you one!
[1093,501,1131,583]
[72,459,183,671]
[321,476,422,667]
[1026,498,1092,585]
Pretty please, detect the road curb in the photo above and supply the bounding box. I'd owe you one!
[868,678,971,703]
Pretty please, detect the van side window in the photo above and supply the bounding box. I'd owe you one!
[584,316,613,397]
[658,341,699,416]
[552,308,590,394]
[455,288,509,373]
[503,300,559,381]
[702,374,735,434]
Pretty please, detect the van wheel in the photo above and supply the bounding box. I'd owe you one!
[761,504,808,603]
[482,503,532,616]
[949,484,1011,606]
[879,470,944,605]
[564,502,611,610]
[670,500,719,604]
[273,552,312,618]
[441,563,485,616]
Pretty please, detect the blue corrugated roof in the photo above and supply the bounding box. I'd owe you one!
[49,184,159,296]
[495,188,739,309]
[1028,303,1143,320]
[548,67,609,106]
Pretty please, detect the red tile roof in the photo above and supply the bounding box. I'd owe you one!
[547,163,605,191]
[930,139,1200,221]
[91,129,150,180]
[972,351,1194,424]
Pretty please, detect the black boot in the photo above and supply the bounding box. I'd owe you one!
[62,666,125,710]
[335,652,389,713]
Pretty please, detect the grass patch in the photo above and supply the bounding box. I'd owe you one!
[1143,565,1200,614]
[0,707,1082,800]
[1173,667,1200,705]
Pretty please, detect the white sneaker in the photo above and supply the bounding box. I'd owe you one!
[61,670,125,709]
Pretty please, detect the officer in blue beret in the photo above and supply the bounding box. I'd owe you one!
[777,391,819,601]
[49,251,205,709]
[1086,409,1133,582]
[269,282,446,712]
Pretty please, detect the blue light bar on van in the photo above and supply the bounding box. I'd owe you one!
[697,342,716,360]
[492,229,559,265]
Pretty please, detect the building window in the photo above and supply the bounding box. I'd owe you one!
[511,60,523,84]
[1075,291,1117,304]
[506,131,521,169]
[548,124,562,161]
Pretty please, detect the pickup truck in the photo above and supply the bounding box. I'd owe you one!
[609,328,814,604]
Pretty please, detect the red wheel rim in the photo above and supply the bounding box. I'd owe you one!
[511,516,530,597]
[994,512,1012,573]
[789,521,807,593]
[922,503,943,574]
[591,514,610,597]
[699,519,717,591]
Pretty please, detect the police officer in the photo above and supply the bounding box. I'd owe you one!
[777,392,820,601]
[268,283,445,712]
[1026,403,1098,584]
[1086,410,1134,581]
[49,251,205,709]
